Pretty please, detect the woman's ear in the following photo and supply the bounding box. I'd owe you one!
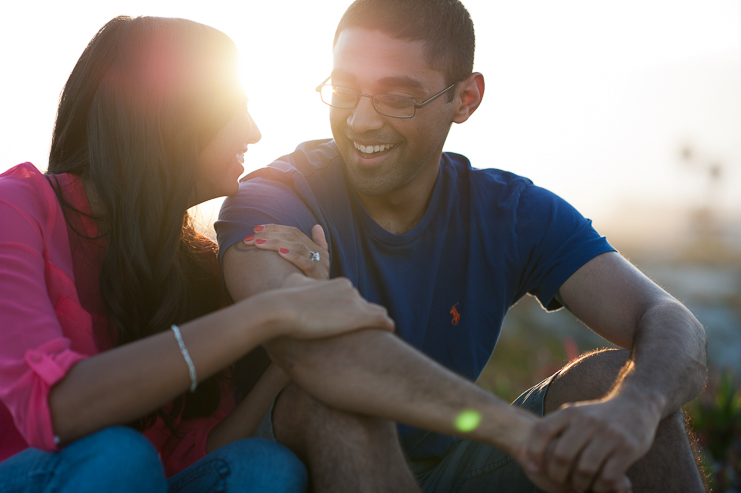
[452,72,485,124]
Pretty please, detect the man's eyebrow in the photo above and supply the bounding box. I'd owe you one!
[330,70,356,83]
[329,72,426,92]
[377,76,426,91]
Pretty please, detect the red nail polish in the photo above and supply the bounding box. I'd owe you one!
[279,248,289,254]
[244,235,254,242]
[256,239,267,244]
[254,225,265,232]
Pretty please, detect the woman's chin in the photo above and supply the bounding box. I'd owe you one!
[224,180,241,197]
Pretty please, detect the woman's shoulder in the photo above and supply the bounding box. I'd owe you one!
[0,163,57,216]
[1,162,47,186]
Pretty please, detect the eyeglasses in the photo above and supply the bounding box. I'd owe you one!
[315,77,466,119]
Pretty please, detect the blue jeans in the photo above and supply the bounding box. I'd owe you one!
[0,426,307,493]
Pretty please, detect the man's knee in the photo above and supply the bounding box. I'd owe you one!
[272,383,316,445]
[272,383,349,453]
[544,348,630,413]
[273,383,398,457]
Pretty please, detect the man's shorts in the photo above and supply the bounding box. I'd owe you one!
[253,372,557,493]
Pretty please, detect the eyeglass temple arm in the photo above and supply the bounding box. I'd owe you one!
[315,76,332,92]
[413,77,468,109]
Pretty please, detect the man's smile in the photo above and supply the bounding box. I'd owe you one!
[353,142,395,154]
[351,140,398,165]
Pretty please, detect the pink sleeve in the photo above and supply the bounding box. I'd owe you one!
[145,376,236,477]
[0,171,88,452]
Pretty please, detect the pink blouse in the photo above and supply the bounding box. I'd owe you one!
[0,163,235,476]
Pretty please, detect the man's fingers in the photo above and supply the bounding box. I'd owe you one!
[545,417,598,484]
[590,441,641,493]
[526,412,570,471]
[592,469,633,493]
[567,436,615,492]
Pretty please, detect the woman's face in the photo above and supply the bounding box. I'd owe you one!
[194,106,261,205]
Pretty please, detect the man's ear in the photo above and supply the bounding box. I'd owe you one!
[452,73,485,124]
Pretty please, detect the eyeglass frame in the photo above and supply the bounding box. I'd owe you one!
[315,76,468,119]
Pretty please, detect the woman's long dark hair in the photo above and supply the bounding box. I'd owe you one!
[47,16,246,427]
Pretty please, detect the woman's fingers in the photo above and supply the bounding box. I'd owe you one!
[279,275,395,338]
[276,247,325,280]
[244,224,330,279]
[311,224,329,251]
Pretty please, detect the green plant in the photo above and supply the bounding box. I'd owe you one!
[685,370,741,492]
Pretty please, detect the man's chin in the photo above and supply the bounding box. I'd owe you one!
[345,168,395,198]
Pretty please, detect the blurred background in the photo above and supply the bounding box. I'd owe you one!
[1,0,740,489]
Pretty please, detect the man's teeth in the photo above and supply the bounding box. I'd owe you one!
[354,142,395,154]
[236,152,245,164]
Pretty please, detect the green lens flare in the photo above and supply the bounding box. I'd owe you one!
[454,410,481,432]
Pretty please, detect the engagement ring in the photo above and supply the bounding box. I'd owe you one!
[310,251,321,262]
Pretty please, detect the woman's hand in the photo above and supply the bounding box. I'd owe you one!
[269,273,394,339]
[243,224,330,280]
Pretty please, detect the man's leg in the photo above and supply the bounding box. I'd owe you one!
[271,382,421,493]
[543,348,705,492]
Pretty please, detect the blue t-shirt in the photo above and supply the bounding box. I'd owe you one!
[216,139,614,459]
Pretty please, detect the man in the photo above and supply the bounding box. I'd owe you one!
[215,0,707,491]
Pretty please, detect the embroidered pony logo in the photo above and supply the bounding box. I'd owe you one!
[450,303,461,326]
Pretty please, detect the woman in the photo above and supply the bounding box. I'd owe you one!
[0,16,393,493]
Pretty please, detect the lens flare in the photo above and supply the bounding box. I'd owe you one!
[454,409,481,433]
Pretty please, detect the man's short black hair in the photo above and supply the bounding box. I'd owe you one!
[333,0,475,87]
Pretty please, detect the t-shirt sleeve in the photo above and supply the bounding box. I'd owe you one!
[215,176,319,262]
[514,183,615,310]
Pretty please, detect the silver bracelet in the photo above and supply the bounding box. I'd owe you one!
[170,325,198,393]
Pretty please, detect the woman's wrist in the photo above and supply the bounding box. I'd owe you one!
[233,289,296,343]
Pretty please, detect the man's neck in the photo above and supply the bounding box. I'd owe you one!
[354,162,439,236]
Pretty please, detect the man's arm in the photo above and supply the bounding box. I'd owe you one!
[221,242,632,492]
[526,251,707,491]
[222,243,532,440]
[559,251,706,410]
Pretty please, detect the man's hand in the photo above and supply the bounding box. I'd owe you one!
[528,251,706,491]
[525,393,662,492]
[507,418,587,493]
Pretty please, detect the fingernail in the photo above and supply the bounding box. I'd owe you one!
[254,225,265,232]
[279,248,289,254]
[244,235,254,242]
[256,239,267,244]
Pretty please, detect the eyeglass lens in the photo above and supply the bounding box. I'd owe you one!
[319,86,415,118]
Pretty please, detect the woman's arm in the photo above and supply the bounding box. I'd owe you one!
[49,274,393,445]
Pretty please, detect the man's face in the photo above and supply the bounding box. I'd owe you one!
[330,28,456,198]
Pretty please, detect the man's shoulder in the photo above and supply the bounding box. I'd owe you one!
[241,139,343,185]
[443,152,532,186]
[441,152,538,206]
[226,140,350,215]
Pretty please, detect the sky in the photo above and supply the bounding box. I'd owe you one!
[2,0,740,240]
